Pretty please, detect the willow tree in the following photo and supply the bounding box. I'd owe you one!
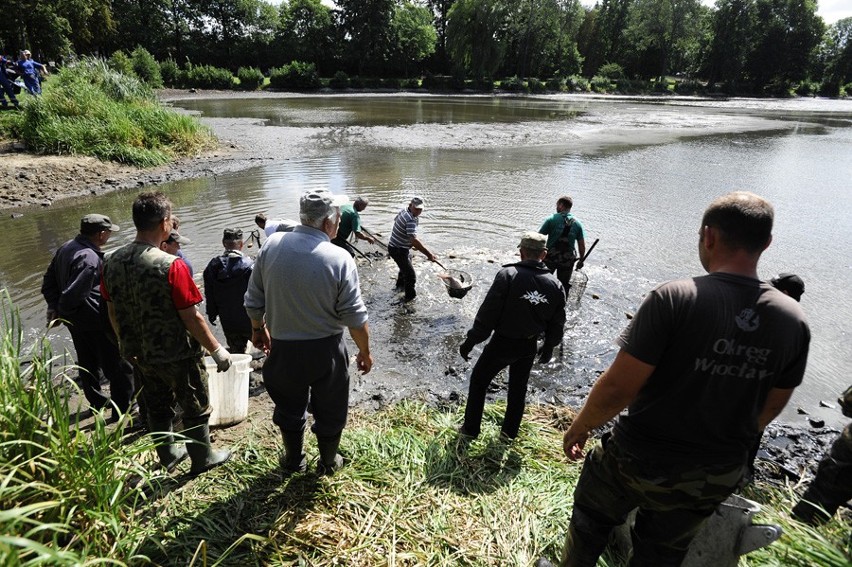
[446,0,508,79]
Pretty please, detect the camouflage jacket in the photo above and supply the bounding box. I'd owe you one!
[103,242,201,364]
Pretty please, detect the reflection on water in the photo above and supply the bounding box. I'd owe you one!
[3,95,851,428]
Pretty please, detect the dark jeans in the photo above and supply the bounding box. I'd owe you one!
[562,436,745,567]
[388,245,416,300]
[331,237,356,257]
[263,333,350,437]
[462,335,537,439]
[545,258,576,297]
[68,326,134,412]
[223,328,251,354]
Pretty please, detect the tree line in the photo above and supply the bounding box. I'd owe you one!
[1,0,850,96]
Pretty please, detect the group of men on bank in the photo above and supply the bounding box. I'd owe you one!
[42,188,847,564]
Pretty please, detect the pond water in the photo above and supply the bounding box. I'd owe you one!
[3,94,851,428]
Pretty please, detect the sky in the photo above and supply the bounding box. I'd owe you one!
[302,0,850,26]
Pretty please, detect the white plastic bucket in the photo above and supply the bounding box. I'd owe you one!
[203,353,252,427]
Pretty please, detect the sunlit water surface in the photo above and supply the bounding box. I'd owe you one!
[2,95,850,428]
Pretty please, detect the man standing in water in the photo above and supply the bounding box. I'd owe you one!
[245,190,372,475]
[332,196,375,257]
[41,214,134,421]
[539,196,586,294]
[387,196,439,303]
[538,192,810,567]
[103,191,232,475]
[458,232,565,440]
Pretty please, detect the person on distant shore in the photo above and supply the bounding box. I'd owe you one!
[538,192,810,567]
[41,214,134,420]
[332,196,375,257]
[387,196,438,303]
[538,196,586,295]
[16,50,47,95]
[0,55,20,109]
[255,213,298,238]
[458,232,565,440]
[791,385,851,525]
[203,228,254,354]
[245,190,372,475]
[102,191,232,476]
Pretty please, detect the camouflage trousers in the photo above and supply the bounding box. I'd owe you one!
[561,433,746,567]
[792,423,852,523]
[135,357,212,423]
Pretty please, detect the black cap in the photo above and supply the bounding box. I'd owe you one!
[81,213,119,233]
[223,228,243,240]
[770,273,804,302]
[165,229,191,245]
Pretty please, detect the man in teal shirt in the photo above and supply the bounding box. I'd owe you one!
[332,197,375,256]
[539,195,586,294]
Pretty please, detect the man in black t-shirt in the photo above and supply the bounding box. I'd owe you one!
[538,192,810,567]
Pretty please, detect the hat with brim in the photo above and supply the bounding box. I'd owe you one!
[770,272,804,301]
[81,213,119,233]
[518,231,546,251]
[300,190,350,218]
[166,230,191,245]
[410,196,425,210]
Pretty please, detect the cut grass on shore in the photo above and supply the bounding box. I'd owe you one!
[1,292,849,565]
[0,58,215,167]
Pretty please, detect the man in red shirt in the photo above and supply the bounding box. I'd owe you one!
[102,191,232,476]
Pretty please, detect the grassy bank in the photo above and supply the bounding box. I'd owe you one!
[0,58,215,167]
[1,295,849,566]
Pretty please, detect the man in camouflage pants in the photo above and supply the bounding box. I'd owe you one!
[792,385,852,524]
[102,191,232,476]
[538,192,811,567]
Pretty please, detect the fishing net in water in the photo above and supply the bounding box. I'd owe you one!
[438,269,474,299]
[567,269,588,309]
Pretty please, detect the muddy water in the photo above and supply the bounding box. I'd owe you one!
[3,95,851,428]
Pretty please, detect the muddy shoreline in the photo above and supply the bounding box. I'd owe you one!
[10,89,849,497]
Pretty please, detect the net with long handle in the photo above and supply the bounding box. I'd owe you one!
[567,270,588,308]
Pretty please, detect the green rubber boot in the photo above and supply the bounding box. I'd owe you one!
[316,433,344,475]
[182,418,232,476]
[280,428,307,474]
[147,417,188,473]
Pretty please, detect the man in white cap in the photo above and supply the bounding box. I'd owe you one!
[387,196,439,302]
[245,189,373,475]
[458,232,566,440]
[42,213,135,421]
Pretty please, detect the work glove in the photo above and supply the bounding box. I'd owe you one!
[575,260,584,270]
[459,339,475,361]
[211,345,232,373]
[537,345,554,364]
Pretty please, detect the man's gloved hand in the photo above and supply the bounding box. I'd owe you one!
[211,345,232,373]
[459,339,475,361]
[575,260,584,270]
[537,345,554,364]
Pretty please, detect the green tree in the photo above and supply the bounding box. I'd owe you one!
[201,0,278,63]
[818,17,852,95]
[446,0,509,79]
[582,0,632,76]
[277,0,337,72]
[745,0,824,93]
[424,0,458,72]
[503,0,584,78]
[0,0,73,61]
[389,2,438,76]
[336,0,397,75]
[621,0,704,79]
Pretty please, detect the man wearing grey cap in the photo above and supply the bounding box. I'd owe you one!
[458,231,566,440]
[41,213,135,421]
[160,229,193,276]
[245,189,373,475]
[387,196,439,302]
[203,228,254,354]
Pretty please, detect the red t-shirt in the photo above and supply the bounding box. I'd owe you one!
[102,258,201,309]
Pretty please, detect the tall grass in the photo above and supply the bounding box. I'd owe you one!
[6,58,215,166]
[0,291,156,564]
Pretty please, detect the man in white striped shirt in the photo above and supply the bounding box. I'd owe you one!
[387,196,439,302]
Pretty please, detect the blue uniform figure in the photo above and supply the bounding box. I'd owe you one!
[0,55,19,108]
[17,50,47,95]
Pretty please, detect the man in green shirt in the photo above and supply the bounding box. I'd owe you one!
[539,195,586,294]
[332,197,375,257]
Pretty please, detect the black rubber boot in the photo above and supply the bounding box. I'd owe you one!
[147,417,188,473]
[280,428,307,474]
[316,433,344,475]
[182,418,232,476]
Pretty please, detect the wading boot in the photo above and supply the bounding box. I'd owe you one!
[147,417,188,473]
[182,417,232,477]
[316,433,344,475]
[280,428,307,474]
